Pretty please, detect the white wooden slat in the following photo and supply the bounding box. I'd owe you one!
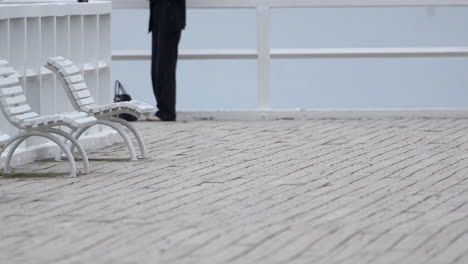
[106,103,121,111]
[73,116,97,127]
[73,90,92,100]
[60,113,96,128]
[0,77,20,87]
[10,112,39,124]
[21,120,38,127]
[14,112,39,121]
[69,82,88,92]
[22,116,57,127]
[77,97,95,106]
[40,116,62,125]
[65,74,84,84]
[52,59,73,68]
[62,112,89,119]
[60,65,81,76]
[0,86,23,96]
[91,105,105,113]
[47,57,66,65]
[118,102,137,111]
[0,67,16,77]
[130,100,154,113]
[7,104,32,115]
[21,117,46,127]
[86,104,112,114]
[4,95,27,105]
[81,105,93,113]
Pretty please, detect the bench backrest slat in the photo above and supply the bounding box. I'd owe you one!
[0,76,20,87]
[65,74,84,85]
[46,57,96,112]
[0,86,24,97]
[3,94,27,106]
[0,67,16,77]
[0,58,38,128]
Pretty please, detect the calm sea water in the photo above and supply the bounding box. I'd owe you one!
[112,7,468,110]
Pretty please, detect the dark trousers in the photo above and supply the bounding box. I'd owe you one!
[151,27,181,121]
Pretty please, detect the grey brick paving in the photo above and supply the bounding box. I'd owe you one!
[1,119,468,264]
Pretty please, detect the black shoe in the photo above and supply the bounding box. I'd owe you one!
[155,112,176,122]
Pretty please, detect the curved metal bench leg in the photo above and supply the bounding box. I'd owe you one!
[67,121,138,161]
[95,120,138,161]
[106,117,148,159]
[55,134,68,162]
[45,133,77,177]
[1,132,77,177]
[55,128,83,161]
[48,128,90,174]
[0,134,29,174]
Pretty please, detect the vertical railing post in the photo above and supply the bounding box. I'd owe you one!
[256,3,271,110]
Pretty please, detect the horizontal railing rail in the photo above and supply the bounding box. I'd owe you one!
[110,0,468,110]
[112,0,468,8]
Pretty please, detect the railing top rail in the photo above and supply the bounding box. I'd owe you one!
[0,1,111,18]
[111,0,468,9]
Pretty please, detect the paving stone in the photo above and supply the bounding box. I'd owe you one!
[1,119,468,264]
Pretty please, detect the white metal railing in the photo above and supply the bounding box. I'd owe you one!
[0,1,114,166]
[111,0,468,110]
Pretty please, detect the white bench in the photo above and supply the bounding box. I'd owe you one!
[0,58,97,177]
[0,132,9,170]
[46,56,153,161]
[0,132,9,149]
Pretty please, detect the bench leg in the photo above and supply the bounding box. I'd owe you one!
[0,132,77,177]
[106,117,148,159]
[48,128,90,174]
[67,121,138,161]
[1,135,28,174]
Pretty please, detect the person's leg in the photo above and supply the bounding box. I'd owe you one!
[154,30,181,121]
[151,26,160,107]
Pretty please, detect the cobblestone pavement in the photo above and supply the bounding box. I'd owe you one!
[1,119,468,264]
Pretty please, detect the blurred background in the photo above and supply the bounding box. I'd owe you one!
[112,6,468,111]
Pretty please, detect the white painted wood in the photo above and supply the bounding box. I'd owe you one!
[0,86,23,96]
[73,89,92,99]
[0,67,16,76]
[61,65,82,76]
[0,76,20,87]
[47,56,154,118]
[70,82,88,92]
[0,1,114,168]
[65,74,85,84]
[47,56,151,160]
[4,95,27,106]
[77,97,95,106]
